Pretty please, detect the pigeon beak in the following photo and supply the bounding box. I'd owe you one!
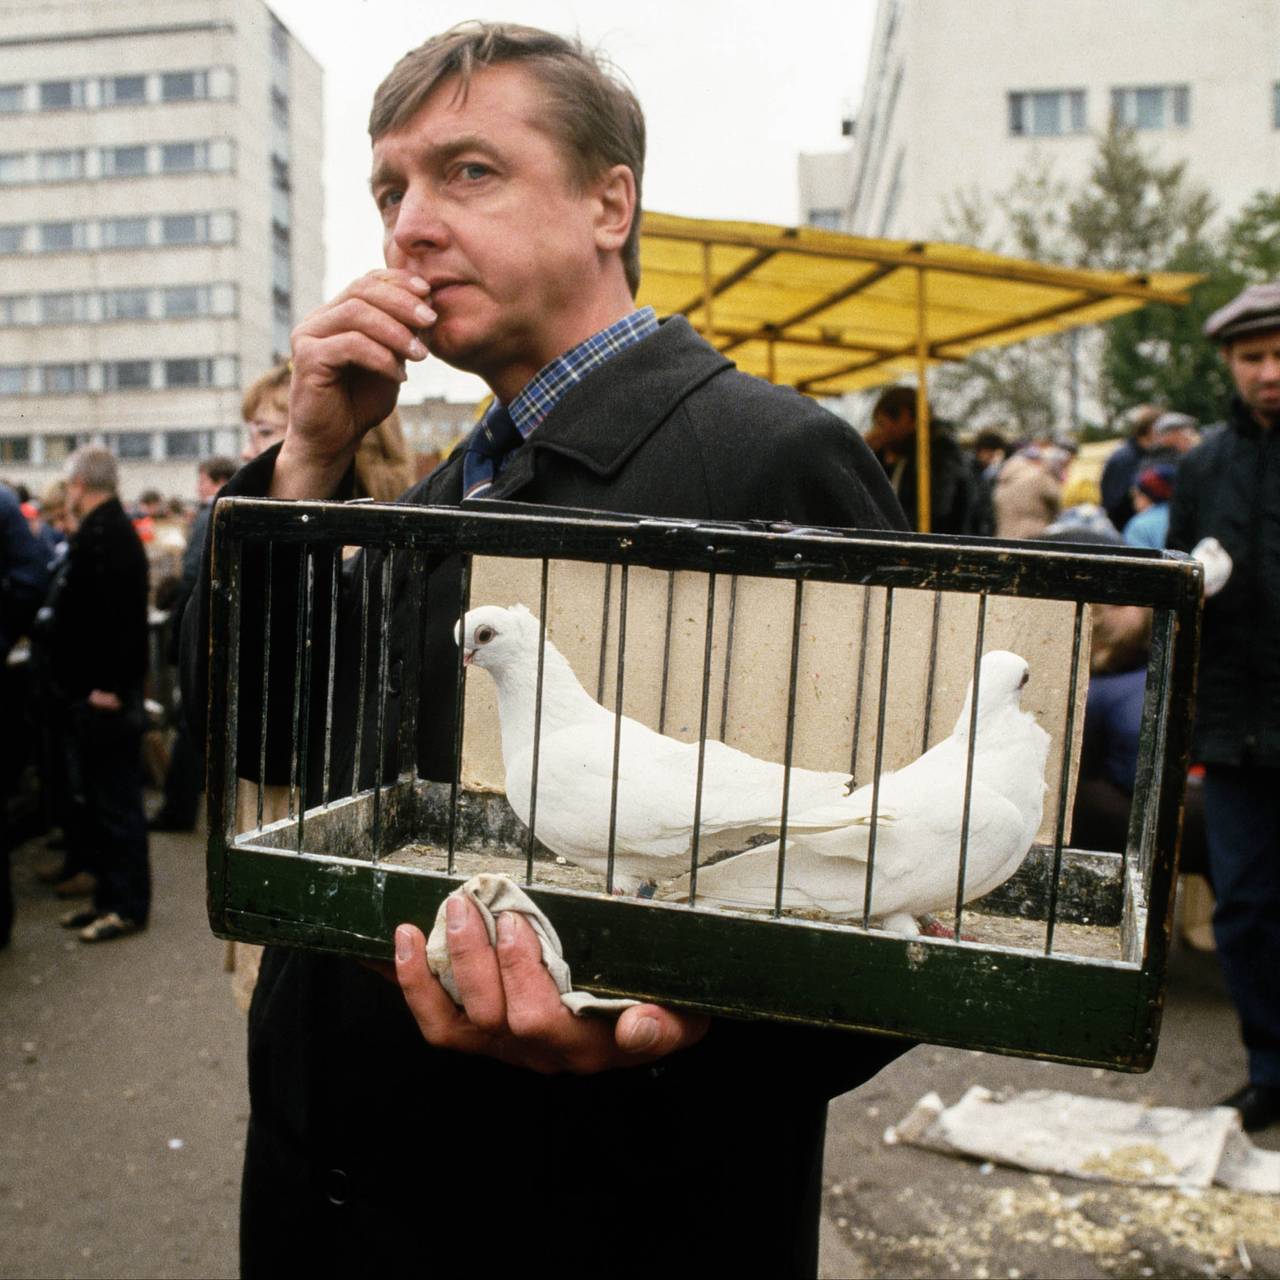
[462,648,475,667]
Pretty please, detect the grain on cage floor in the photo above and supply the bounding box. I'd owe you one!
[387,843,607,893]
[384,843,1121,958]
[929,909,1123,961]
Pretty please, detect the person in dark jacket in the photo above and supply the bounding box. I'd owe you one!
[150,454,237,833]
[1,480,54,947]
[1101,405,1160,531]
[865,385,982,534]
[183,23,910,1278]
[1167,280,1280,1132]
[0,480,51,662]
[38,447,150,942]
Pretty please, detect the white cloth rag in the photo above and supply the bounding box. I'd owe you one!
[425,873,638,1016]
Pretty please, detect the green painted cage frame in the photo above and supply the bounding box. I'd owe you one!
[205,499,1202,1071]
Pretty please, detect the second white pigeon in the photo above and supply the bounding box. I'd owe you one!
[678,649,1051,935]
[456,604,855,891]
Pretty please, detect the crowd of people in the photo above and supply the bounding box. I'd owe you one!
[0,360,417,949]
[865,386,1207,549]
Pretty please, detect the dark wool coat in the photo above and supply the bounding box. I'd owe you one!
[185,317,911,1278]
[44,496,148,700]
[1168,397,1280,766]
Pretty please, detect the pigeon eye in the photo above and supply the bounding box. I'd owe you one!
[476,625,496,644]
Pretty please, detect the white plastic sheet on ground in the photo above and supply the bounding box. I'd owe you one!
[887,1087,1280,1194]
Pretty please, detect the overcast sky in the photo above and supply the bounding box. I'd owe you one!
[263,0,876,401]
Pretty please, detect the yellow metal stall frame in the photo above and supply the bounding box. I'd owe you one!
[637,212,1201,532]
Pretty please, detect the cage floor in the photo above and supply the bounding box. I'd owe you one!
[382,842,1122,961]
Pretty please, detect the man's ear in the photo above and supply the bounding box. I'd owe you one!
[593,164,636,256]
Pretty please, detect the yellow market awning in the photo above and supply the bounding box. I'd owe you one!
[637,211,1202,396]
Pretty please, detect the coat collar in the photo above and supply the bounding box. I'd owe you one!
[485,316,732,497]
[1227,394,1278,439]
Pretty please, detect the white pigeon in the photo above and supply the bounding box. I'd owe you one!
[680,650,1051,935]
[456,604,855,892]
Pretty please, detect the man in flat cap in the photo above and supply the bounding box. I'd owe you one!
[1168,281,1280,1131]
[1149,411,1202,460]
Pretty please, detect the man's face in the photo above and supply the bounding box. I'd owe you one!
[1225,330,1280,426]
[370,64,619,391]
[870,408,916,457]
[1158,427,1199,455]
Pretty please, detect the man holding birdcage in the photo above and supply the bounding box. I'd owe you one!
[186,22,910,1276]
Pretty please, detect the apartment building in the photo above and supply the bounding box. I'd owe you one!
[800,0,1280,241]
[0,0,323,498]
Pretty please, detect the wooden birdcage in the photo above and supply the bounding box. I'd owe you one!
[205,498,1200,1070]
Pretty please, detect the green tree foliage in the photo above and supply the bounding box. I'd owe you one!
[1102,190,1280,423]
[936,125,1280,434]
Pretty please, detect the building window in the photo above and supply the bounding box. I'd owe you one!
[161,70,207,102]
[160,141,204,173]
[42,435,80,464]
[0,366,27,395]
[0,225,24,254]
[104,145,148,177]
[1273,83,1280,129]
[38,80,82,111]
[103,288,150,320]
[807,209,843,230]
[112,432,154,460]
[0,295,28,324]
[270,19,290,64]
[0,85,24,113]
[164,430,207,459]
[1008,90,1086,137]
[1111,85,1190,130]
[271,153,291,191]
[163,358,208,388]
[102,217,149,249]
[160,213,206,245]
[162,285,205,318]
[38,222,81,253]
[271,87,289,129]
[0,436,31,464]
[105,360,152,391]
[102,74,147,106]
[0,153,27,183]
[39,293,78,323]
[42,364,89,394]
[38,149,85,181]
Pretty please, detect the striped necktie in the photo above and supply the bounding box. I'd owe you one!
[461,403,522,500]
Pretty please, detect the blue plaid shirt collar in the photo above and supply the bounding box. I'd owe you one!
[461,307,658,499]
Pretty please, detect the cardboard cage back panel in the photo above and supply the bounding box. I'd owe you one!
[204,499,1201,1070]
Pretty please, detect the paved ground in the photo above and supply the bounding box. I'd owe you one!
[2,820,1277,1280]
[1,822,245,1280]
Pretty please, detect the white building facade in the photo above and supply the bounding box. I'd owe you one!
[802,0,1280,241]
[0,0,323,499]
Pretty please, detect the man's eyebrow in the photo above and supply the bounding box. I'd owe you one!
[369,133,502,192]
